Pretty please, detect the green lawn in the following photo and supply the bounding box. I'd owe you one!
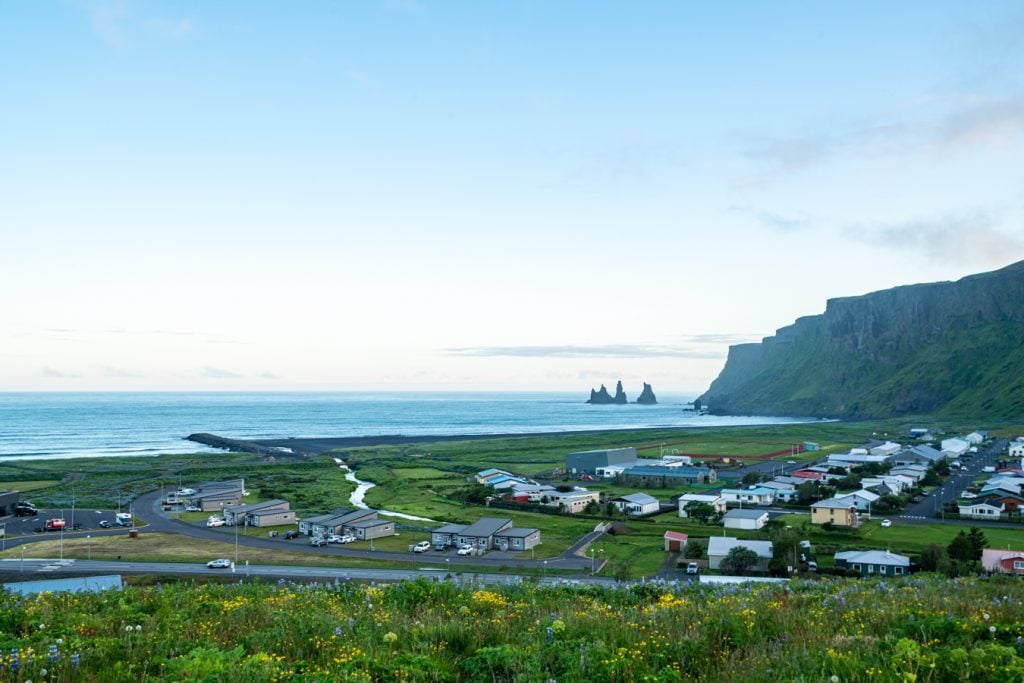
[0,479,60,492]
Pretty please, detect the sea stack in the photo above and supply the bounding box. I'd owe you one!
[636,382,657,405]
[586,380,629,404]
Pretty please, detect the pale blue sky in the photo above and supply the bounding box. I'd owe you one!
[2,1,1022,392]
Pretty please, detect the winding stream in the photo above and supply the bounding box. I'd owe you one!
[334,459,436,522]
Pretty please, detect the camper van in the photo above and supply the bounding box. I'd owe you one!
[115,512,134,527]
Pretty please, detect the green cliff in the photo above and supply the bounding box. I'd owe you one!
[699,260,1024,419]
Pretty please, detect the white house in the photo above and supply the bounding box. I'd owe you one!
[869,441,903,457]
[760,481,799,502]
[723,508,769,530]
[861,476,912,495]
[544,489,600,514]
[889,465,927,482]
[941,437,971,457]
[707,537,773,571]
[836,489,880,512]
[959,500,1004,520]
[678,493,726,518]
[721,487,776,506]
[966,432,986,444]
[612,493,660,516]
[1008,442,1024,459]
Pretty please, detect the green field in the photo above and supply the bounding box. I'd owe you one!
[0,479,60,492]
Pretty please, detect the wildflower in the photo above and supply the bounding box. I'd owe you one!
[71,652,80,669]
[551,619,566,634]
[125,625,133,633]
[55,639,62,646]
[383,631,398,645]
[983,613,990,621]
[334,626,343,637]
[135,624,142,632]
[831,675,839,682]
[989,626,997,634]
[546,626,554,643]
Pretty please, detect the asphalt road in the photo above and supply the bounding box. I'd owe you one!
[899,438,1009,523]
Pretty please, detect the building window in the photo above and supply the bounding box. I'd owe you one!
[1013,561,1024,570]
[894,567,903,575]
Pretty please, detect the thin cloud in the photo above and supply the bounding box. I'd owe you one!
[102,366,140,378]
[202,366,243,379]
[846,210,1024,266]
[740,93,1024,186]
[74,1,198,47]
[258,372,280,380]
[41,367,80,378]
[447,344,725,360]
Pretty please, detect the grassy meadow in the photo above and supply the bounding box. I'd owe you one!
[2,574,1024,681]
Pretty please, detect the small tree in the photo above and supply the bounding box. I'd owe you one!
[919,543,949,573]
[720,546,759,575]
[948,530,976,563]
[796,481,818,505]
[583,500,600,515]
[685,502,716,524]
[683,541,705,559]
[740,472,761,487]
[967,527,988,561]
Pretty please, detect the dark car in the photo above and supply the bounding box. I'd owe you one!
[99,520,112,528]
[15,504,38,517]
[283,530,299,540]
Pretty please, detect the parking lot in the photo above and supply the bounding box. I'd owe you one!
[0,508,129,535]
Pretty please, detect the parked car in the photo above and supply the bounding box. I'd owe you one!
[686,562,700,575]
[185,505,202,512]
[206,558,233,569]
[178,488,196,496]
[960,491,977,499]
[98,520,112,528]
[14,504,38,517]
[310,536,328,547]
[799,540,812,549]
[457,544,474,556]
[413,541,431,553]
[881,519,892,528]
[807,561,818,572]
[326,534,345,544]
[206,518,225,528]
[283,530,300,540]
[339,534,356,544]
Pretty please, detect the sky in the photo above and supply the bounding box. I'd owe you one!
[1,1,1023,394]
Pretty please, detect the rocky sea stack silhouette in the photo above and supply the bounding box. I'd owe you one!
[586,380,628,404]
[635,382,657,405]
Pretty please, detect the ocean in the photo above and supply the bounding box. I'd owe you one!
[0,392,810,460]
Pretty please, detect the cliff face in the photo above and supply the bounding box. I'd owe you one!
[699,260,1024,419]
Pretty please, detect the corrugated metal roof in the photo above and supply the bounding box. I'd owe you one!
[4,574,123,596]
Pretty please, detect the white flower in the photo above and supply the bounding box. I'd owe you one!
[55,638,63,645]
[983,613,991,621]
[134,624,142,632]
[831,676,840,683]
[125,625,133,633]
[990,625,997,633]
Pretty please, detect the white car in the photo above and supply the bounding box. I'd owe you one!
[880,519,892,528]
[339,534,356,544]
[206,518,225,527]
[206,558,232,569]
[178,488,196,496]
[413,541,431,553]
[457,544,474,556]
[185,506,202,512]
[960,491,977,499]
[326,534,344,544]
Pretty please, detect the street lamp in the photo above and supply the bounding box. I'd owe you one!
[543,560,547,581]
[87,535,91,560]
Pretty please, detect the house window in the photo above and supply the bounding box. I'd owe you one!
[1013,561,1024,570]
[880,566,887,574]
[867,565,874,573]
[894,567,903,575]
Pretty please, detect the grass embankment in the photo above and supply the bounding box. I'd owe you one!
[3,574,1024,681]
[0,479,60,492]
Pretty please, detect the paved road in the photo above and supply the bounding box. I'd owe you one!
[4,490,596,574]
[0,557,619,586]
[899,438,1009,523]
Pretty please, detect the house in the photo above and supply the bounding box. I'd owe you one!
[299,509,378,537]
[958,500,1004,520]
[811,498,858,527]
[836,489,880,512]
[431,522,469,548]
[966,431,987,444]
[707,537,773,571]
[869,441,903,457]
[826,452,892,468]
[678,493,726,518]
[791,469,824,481]
[475,468,515,484]
[1008,442,1024,459]
[195,478,246,495]
[760,481,799,503]
[508,483,556,502]
[543,489,601,514]
[566,447,637,475]
[488,476,530,490]
[222,499,289,526]
[889,465,928,482]
[834,550,910,577]
[0,490,21,517]
[976,490,1024,513]
[981,548,1024,575]
[187,490,243,512]
[246,508,296,527]
[612,493,660,516]
[721,487,776,506]
[663,530,689,552]
[941,437,972,457]
[493,527,541,551]
[893,445,944,466]
[345,518,396,540]
[723,508,769,530]
[860,476,912,495]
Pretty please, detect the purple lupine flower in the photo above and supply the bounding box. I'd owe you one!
[72,652,80,669]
